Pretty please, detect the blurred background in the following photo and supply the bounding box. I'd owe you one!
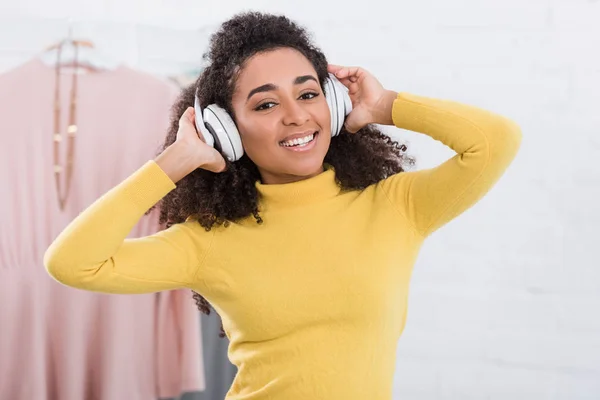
[0,0,598,399]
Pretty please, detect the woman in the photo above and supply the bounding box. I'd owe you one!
[44,11,522,400]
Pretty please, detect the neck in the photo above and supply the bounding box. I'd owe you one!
[255,163,340,210]
[258,164,325,185]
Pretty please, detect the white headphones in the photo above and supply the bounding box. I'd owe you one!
[194,73,353,162]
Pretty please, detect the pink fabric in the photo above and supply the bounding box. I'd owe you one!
[0,58,205,399]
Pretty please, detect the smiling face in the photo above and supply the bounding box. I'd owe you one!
[230,47,331,184]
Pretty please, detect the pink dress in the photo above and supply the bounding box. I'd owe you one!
[0,58,205,399]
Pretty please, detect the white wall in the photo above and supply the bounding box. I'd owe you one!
[1,0,599,398]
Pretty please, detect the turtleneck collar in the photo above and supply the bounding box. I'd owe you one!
[255,164,341,209]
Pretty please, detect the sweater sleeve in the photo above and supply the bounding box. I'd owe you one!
[44,160,212,294]
[378,92,522,237]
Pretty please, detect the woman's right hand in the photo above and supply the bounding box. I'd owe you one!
[155,107,227,183]
[175,107,227,173]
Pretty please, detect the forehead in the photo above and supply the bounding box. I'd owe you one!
[235,47,317,91]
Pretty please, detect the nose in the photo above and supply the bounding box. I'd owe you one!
[281,98,310,126]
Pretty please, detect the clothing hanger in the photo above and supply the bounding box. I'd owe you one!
[38,18,120,72]
[40,18,121,210]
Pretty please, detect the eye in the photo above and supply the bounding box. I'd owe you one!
[300,91,319,100]
[254,101,277,111]
[253,92,320,112]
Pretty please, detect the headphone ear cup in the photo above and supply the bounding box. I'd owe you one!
[324,73,353,137]
[323,77,338,137]
[203,105,244,162]
[194,96,215,147]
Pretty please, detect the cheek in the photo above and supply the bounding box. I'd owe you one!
[316,101,331,133]
[236,115,279,161]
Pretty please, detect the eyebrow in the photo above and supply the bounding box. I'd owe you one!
[246,75,318,103]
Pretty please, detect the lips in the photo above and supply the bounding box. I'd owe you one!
[279,131,319,147]
[279,130,318,143]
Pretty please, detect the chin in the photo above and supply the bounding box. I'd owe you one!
[281,133,329,175]
[283,157,326,178]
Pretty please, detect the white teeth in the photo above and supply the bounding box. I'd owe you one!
[281,133,315,147]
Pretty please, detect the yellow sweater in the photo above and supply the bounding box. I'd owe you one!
[44,92,522,399]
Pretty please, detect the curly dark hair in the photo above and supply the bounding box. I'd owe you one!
[151,11,415,338]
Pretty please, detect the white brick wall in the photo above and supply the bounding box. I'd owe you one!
[1,0,598,398]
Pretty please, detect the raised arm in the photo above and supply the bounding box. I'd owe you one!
[43,159,211,294]
[379,92,522,237]
[44,107,226,294]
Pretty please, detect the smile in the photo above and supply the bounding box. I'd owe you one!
[279,132,318,148]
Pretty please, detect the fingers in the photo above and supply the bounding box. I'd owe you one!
[180,107,195,126]
[327,64,343,74]
[337,77,360,94]
[182,106,194,118]
[344,117,360,134]
[215,156,227,173]
[202,149,227,173]
[328,64,363,80]
[344,67,361,79]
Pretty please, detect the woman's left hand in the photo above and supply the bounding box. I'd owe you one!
[327,64,398,133]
